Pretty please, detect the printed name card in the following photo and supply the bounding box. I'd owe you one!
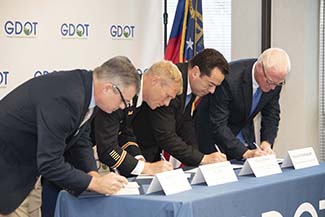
[239,155,282,177]
[191,161,238,186]
[281,147,319,169]
[146,169,192,195]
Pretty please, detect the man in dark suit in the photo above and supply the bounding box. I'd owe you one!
[0,56,140,216]
[93,60,183,177]
[132,49,229,166]
[196,48,291,160]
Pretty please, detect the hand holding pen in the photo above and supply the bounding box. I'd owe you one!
[258,141,274,155]
[250,142,273,157]
[200,144,227,164]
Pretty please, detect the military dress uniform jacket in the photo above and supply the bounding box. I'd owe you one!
[92,95,143,177]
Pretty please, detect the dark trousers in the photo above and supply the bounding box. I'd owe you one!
[41,179,60,217]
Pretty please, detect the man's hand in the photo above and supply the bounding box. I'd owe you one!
[87,172,128,195]
[200,152,227,165]
[242,149,268,159]
[242,141,274,159]
[260,141,274,155]
[142,161,173,175]
[88,171,100,178]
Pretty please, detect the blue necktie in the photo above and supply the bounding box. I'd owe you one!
[236,87,262,145]
[250,87,262,115]
[185,94,192,107]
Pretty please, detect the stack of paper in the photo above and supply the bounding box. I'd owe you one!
[111,182,140,195]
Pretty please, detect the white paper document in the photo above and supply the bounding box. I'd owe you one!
[136,172,191,180]
[136,174,154,179]
[191,161,238,186]
[146,169,192,195]
[185,163,243,174]
[239,155,282,177]
[276,158,284,164]
[110,182,140,195]
[281,147,319,169]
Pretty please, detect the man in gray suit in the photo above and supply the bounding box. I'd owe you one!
[0,56,140,216]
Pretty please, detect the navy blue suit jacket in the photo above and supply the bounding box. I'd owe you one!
[195,59,281,160]
[0,69,97,214]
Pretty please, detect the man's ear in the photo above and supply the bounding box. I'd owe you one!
[151,75,161,86]
[102,83,112,94]
[191,65,201,79]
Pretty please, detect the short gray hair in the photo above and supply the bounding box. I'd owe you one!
[257,48,291,74]
[94,56,140,94]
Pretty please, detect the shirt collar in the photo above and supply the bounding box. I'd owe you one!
[252,62,259,92]
[186,72,192,96]
[136,76,144,108]
[89,82,96,109]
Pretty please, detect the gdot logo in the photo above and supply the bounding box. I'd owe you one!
[4,21,38,37]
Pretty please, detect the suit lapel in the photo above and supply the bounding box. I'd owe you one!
[70,70,94,139]
[176,63,189,113]
[241,64,254,120]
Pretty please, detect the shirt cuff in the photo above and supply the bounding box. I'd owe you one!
[134,155,145,161]
[130,159,145,175]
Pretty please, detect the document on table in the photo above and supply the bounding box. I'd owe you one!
[185,163,243,174]
[136,172,191,179]
[109,182,140,195]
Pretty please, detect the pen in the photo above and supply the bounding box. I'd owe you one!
[160,153,167,161]
[253,142,260,149]
[214,144,221,153]
[113,168,120,175]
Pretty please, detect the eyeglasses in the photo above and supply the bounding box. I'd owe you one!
[261,62,286,86]
[112,84,131,108]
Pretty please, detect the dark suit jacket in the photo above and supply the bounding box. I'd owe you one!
[91,95,143,177]
[132,63,204,166]
[0,69,97,214]
[196,59,281,160]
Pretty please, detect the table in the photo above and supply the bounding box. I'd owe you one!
[54,163,325,217]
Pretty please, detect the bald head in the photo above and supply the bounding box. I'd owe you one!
[254,48,291,92]
[258,48,291,78]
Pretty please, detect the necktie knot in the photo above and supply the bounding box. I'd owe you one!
[185,94,192,107]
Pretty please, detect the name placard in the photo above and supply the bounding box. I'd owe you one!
[146,169,192,195]
[281,147,319,169]
[239,155,282,177]
[191,161,238,186]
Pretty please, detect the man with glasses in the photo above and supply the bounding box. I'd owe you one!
[0,56,140,217]
[196,48,291,160]
[132,49,229,167]
[92,60,182,177]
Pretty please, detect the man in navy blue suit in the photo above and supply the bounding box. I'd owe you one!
[0,56,140,216]
[196,48,291,160]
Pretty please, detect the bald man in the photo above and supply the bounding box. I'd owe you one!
[196,48,291,160]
